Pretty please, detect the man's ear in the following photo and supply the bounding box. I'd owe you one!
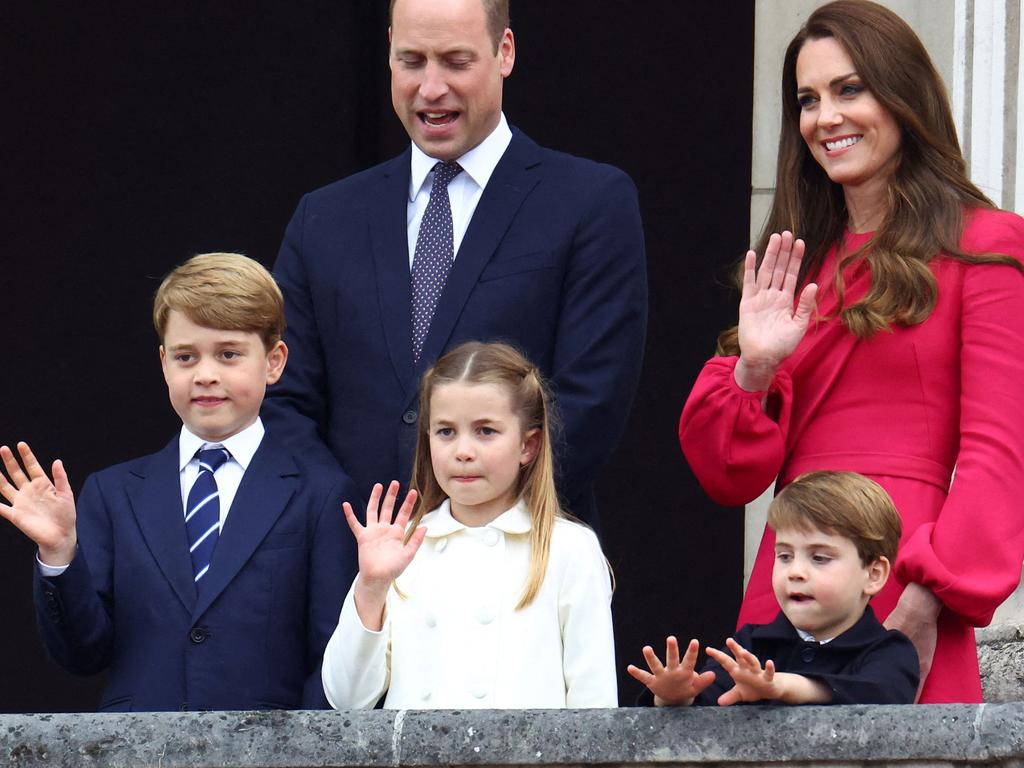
[864,556,891,597]
[520,428,540,466]
[159,345,170,384]
[499,28,515,77]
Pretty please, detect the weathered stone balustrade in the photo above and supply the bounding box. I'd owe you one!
[3,703,1024,768]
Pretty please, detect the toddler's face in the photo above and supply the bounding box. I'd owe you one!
[772,526,887,640]
[160,310,286,442]
[427,381,537,527]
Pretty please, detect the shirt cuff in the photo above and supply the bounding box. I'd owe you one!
[36,552,70,577]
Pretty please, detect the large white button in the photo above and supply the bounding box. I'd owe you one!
[482,529,500,546]
[469,684,488,699]
[421,690,432,702]
[425,612,437,628]
[476,606,495,625]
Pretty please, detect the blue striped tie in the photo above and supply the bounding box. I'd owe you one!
[186,447,230,584]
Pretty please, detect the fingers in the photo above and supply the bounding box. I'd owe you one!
[664,635,681,667]
[641,645,665,674]
[756,233,782,289]
[0,447,17,503]
[626,664,654,686]
[406,524,428,554]
[1,444,29,489]
[717,686,742,707]
[342,501,363,536]
[780,237,806,295]
[17,442,47,482]
[794,282,818,324]
[741,250,757,294]
[364,483,384,526]
[393,488,419,530]
[693,669,718,694]
[51,460,71,496]
[378,480,402,523]
[680,638,701,672]
[764,659,775,682]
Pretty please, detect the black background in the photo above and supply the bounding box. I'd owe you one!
[1,1,753,710]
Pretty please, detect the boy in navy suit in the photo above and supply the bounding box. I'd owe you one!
[630,471,919,705]
[0,253,357,711]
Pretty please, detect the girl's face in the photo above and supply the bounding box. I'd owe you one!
[795,36,901,191]
[428,381,539,527]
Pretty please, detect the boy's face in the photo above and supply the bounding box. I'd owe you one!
[160,310,287,443]
[772,526,889,640]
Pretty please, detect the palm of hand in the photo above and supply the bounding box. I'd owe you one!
[355,523,418,583]
[738,289,809,365]
[0,445,76,554]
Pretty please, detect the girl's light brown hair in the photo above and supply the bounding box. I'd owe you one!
[153,253,285,349]
[768,471,901,565]
[408,341,562,609]
[718,0,1023,354]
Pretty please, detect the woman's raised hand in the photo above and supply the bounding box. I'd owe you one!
[735,231,818,392]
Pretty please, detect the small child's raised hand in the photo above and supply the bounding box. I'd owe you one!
[0,442,77,566]
[344,481,426,631]
[706,637,781,705]
[627,636,716,706]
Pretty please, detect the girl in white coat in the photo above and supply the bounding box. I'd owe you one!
[322,342,616,709]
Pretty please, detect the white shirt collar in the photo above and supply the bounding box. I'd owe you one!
[177,417,265,472]
[795,627,834,645]
[408,112,513,202]
[420,497,532,538]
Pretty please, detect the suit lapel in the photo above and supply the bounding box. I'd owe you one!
[368,149,417,398]
[126,439,197,615]
[417,131,542,372]
[192,436,297,619]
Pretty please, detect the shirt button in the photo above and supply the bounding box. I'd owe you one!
[421,690,432,702]
[482,529,500,546]
[189,628,207,644]
[470,686,488,699]
[476,607,495,625]
[402,410,418,425]
[425,613,437,628]
[435,538,448,553]
[801,646,815,663]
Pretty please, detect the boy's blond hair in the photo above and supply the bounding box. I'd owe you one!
[768,471,901,565]
[153,253,285,349]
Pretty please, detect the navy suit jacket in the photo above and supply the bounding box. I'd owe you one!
[33,431,357,712]
[695,607,920,705]
[263,129,647,523]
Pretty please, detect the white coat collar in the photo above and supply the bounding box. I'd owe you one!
[420,498,532,538]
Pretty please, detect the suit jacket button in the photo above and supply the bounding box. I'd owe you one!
[402,410,418,425]
[190,628,207,644]
[801,646,815,663]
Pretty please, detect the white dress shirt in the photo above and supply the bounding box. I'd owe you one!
[322,499,617,709]
[176,418,264,529]
[406,113,514,267]
[37,418,266,577]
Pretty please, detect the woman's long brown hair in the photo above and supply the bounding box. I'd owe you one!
[718,0,1022,355]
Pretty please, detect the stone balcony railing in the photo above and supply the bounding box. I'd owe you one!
[3,704,1024,767]
[2,622,1021,768]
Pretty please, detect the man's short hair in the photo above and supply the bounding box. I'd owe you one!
[389,0,510,53]
[768,471,902,565]
[153,252,285,350]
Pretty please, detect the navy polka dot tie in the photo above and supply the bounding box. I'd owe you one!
[186,446,230,585]
[411,161,463,362]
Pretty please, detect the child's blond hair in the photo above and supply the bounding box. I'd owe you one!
[153,253,285,349]
[768,471,902,565]
[409,341,563,609]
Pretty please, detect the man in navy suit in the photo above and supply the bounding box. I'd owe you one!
[263,0,647,523]
[0,254,356,711]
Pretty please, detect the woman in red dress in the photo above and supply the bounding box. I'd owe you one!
[680,0,1024,703]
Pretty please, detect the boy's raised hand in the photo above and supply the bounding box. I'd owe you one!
[0,442,77,566]
[343,481,427,631]
[627,636,716,706]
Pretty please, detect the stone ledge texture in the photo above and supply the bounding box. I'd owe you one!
[3,704,1024,768]
[978,622,1024,703]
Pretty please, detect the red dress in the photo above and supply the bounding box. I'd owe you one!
[680,208,1024,703]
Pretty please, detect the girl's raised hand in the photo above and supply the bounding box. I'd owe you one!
[343,481,426,591]
[626,636,716,706]
[735,231,818,392]
[0,442,77,566]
